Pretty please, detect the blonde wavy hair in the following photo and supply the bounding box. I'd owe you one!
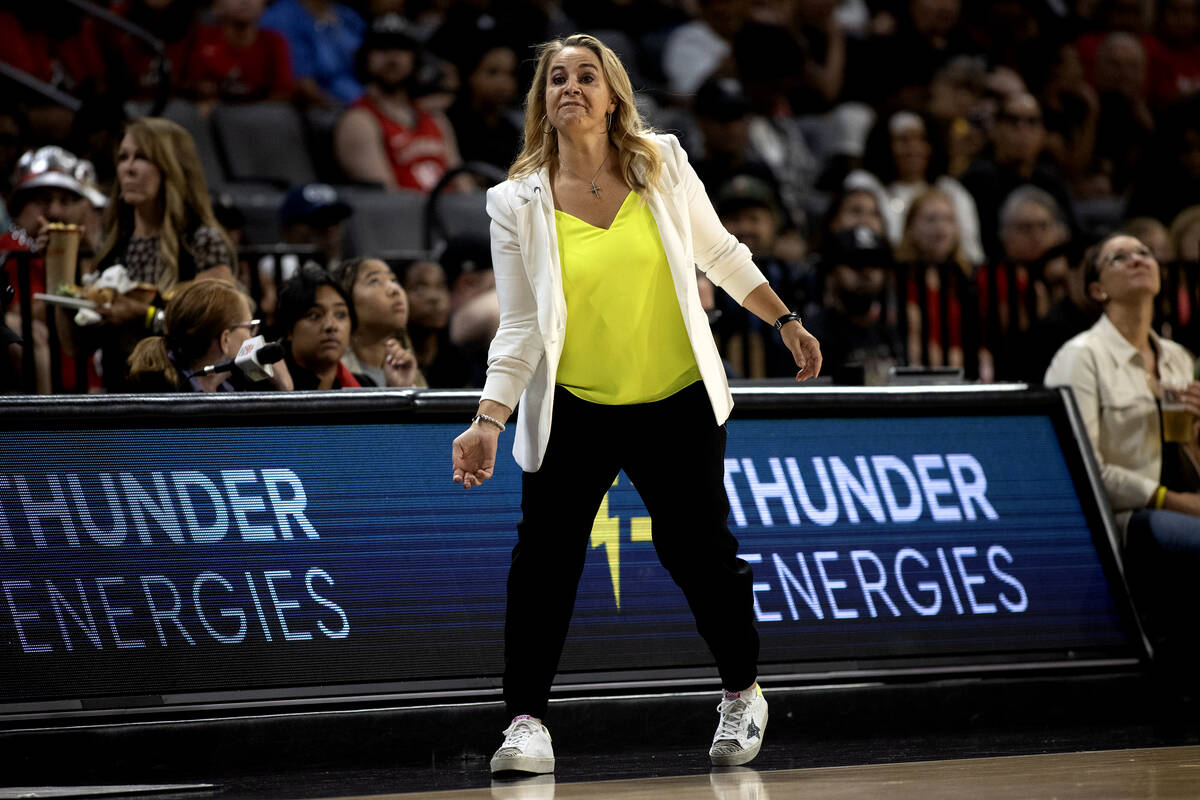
[98,117,231,290]
[509,34,663,195]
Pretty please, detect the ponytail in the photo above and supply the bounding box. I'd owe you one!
[127,336,182,389]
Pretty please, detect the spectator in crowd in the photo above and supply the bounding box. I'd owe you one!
[662,0,747,96]
[185,0,295,110]
[1020,251,1101,386]
[787,0,849,111]
[445,37,522,174]
[820,185,887,245]
[441,234,497,387]
[847,109,984,263]
[926,55,989,177]
[979,185,1071,381]
[894,187,973,369]
[1038,43,1101,192]
[1165,205,1200,350]
[1090,32,1156,193]
[804,225,905,385]
[334,14,462,192]
[126,278,288,391]
[276,263,360,389]
[960,92,1077,261]
[258,183,352,328]
[90,117,235,392]
[331,256,423,387]
[0,8,107,102]
[713,175,811,378]
[846,0,979,108]
[733,22,820,227]
[688,78,782,213]
[261,0,365,107]
[1170,205,1200,264]
[101,0,202,104]
[1124,216,1172,263]
[403,259,472,387]
[1,147,106,394]
[1127,94,1200,225]
[1153,0,1200,108]
[1044,232,1200,667]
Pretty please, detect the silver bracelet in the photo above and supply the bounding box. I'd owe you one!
[472,413,506,432]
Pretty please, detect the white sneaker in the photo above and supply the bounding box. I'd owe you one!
[490,716,555,774]
[709,685,768,767]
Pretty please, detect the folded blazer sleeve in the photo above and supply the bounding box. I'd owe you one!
[668,135,767,305]
[481,185,544,412]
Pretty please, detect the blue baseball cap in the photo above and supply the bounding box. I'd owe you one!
[280,183,352,227]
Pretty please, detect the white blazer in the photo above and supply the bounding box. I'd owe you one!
[480,133,767,472]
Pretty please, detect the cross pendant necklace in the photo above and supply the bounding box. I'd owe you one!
[564,149,610,199]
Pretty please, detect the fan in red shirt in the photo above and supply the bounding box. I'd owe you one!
[99,0,201,103]
[334,14,462,192]
[1,147,107,393]
[185,0,295,109]
[0,9,106,97]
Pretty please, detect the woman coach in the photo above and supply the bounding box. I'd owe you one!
[450,33,822,775]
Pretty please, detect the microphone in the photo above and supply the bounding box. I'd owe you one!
[188,336,285,382]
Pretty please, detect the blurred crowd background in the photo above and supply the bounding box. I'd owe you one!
[2,0,1199,393]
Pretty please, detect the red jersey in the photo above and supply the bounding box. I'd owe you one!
[352,96,451,192]
[185,24,294,103]
[0,230,45,301]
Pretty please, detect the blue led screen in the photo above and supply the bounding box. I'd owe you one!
[0,413,1134,705]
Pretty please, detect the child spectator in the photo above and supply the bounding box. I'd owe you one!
[276,263,360,389]
[331,256,423,387]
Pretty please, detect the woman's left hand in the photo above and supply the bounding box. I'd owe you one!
[781,321,822,381]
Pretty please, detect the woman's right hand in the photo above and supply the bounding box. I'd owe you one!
[452,424,499,489]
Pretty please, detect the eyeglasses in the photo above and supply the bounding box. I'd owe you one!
[1103,245,1153,269]
[226,319,261,335]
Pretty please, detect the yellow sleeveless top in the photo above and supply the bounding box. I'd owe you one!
[554,191,701,405]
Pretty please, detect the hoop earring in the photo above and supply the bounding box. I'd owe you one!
[606,111,613,131]
[542,115,553,135]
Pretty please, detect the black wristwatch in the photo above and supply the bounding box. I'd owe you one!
[773,312,803,331]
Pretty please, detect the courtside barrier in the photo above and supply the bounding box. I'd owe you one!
[0,385,1146,721]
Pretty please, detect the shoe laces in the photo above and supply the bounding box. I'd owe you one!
[501,717,541,749]
[715,696,750,740]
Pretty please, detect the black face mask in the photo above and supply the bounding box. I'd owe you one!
[836,286,879,317]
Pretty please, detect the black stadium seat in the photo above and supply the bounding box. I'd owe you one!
[211,102,317,187]
[340,187,427,257]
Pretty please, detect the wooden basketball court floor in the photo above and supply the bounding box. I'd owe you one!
[340,745,1200,799]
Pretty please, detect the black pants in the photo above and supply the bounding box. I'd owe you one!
[503,382,760,718]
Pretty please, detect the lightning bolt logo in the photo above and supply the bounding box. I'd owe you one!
[589,477,652,610]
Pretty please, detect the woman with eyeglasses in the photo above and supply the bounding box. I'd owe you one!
[127,279,290,392]
[1045,233,1200,667]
